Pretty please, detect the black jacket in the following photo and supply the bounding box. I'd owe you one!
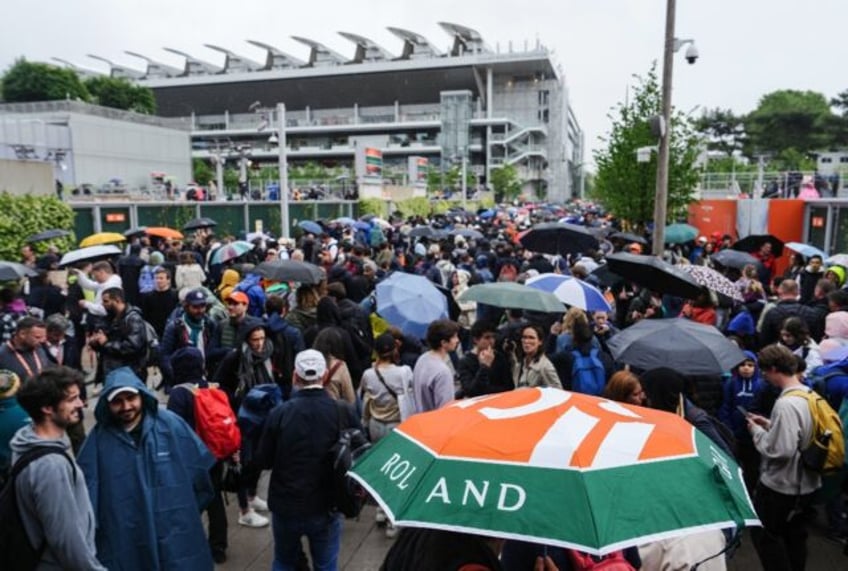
[97,305,148,380]
[256,389,359,517]
[456,350,513,398]
[799,298,829,343]
[759,300,803,348]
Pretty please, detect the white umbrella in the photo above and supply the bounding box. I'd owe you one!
[60,245,122,266]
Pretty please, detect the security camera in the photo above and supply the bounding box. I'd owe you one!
[685,44,699,64]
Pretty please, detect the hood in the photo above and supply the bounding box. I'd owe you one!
[726,311,756,336]
[95,366,159,425]
[826,266,846,287]
[10,423,67,462]
[239,273,262,288]
[316,296,342,326]
[170,346,206,383]
[220,269,240,288]
[732,350,760,381]
[826,311,848,340]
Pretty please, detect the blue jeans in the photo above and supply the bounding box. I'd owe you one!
[272,512,341,571]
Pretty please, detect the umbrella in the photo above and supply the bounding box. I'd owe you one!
[785,242,825,260]
[375,273,447,339]
[608,318,747,375]
[298,220,323,235]
[332,217,357,226]
[210,241,254,265]
[458,282,564,313]
[519,222,599,256]
[479,209,496,219]
[183,217,218,231]
[59,245,122,267]
[826,254,848,268]
[679,265,744,303]
[604,253,703,299]
[588,264,624,288]
[609,231,647,245]
[123,226,148,238]
[449,228,484,240]
[409,226,447,239]
[79,232,126,248]
[145,227,184,240]
[250,260,324,284]
[353,221,372,231]
[25,229,70,243]
[732,234,784,257]
[664,223,699,244]
[349,387,758,555]
[0,261,39,281]
[711,249,760,270]
[525,273,611,312]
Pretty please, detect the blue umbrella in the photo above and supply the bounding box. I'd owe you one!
[524,273,611,312]
[785,242,825,260]
[298,220,323,235]
[479,209,496,219]
[375,273,447,339]
[353,221,372,231]
[332,217,357,226]
[664,223,699,244]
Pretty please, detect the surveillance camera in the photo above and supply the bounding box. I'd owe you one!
[685,44,699,64]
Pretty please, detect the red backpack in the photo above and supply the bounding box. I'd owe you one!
[192,386,242,460]
[568,550,635,571]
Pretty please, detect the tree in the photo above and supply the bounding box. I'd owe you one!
[0,193,74,260]
[694,108,747,158]
[1,58,89,103]
[85,76,156,114]
[745,90,834,156]
[490,164,521,202]
[192,159,213,186]
[592,65,701,226]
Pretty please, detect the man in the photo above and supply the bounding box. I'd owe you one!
[753,241,777,285]
[319,232,339,267]
[159,288,221,388]
[413,319,460,413]
[457,320,512,398]
[0,317,49,383]
[215,291,262,355]
[797,255,825,304]
[88,287,148,382]
[117,244,146,306]
[20,244,37,269]
[43,314,85,452]
[10,367,106,570]
[72,261,122,318]
[747,344,821,571]
[799,278,834,343]
[759,279,804,347]
[257,349,359,571]
[77,367,215,570]
[265,294,305,398]
[138,266,180,338]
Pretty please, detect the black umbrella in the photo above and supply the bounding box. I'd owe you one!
[519,222,599,256]
[609,231,648,246]
[732,234,784,257]
[607,318,747,375]
[711,249,761,270]
[250,260,324,284]
[25,229,71,243]
[123,226,148,238]
[183,217,218,231]
[0,261,39,281]
[588,264,624,288]
[408,226,448,239]
[604,252,703,299]
[449,228,484,240]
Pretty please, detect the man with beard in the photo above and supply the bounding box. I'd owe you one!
[87,288,148,383]
[0,317,49,382]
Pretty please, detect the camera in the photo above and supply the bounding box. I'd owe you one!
[685,44,699,64]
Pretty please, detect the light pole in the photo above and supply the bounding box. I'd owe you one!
[276,103,290,239]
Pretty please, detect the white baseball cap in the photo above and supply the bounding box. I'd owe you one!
[294,349,327,382]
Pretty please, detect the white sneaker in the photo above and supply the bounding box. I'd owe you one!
[249,497,269,512]
[375,507,387,524]
[238,509,269,528]
[385,522,398,539]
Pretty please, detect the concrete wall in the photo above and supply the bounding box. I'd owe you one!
[0,159,54,195]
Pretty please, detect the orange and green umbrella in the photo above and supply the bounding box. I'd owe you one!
[349,388,759,555]
[79,232,126,248]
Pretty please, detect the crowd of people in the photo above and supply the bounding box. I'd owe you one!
[0,202,846,570]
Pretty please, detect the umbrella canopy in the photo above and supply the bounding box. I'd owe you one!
[59,245,122,267]
[375,273,447,339]
[251,260,324,284]
[25,229,71,243]
[608,318,747,375]
[518,222,599,256]
[145,227,184,240]
[210,241,254,265]
[182,217,218,231]
[588,264,624,289]
[664,223,699,244]
[0,261,39,281]
[298,220,323,235]
[332,216,357,226]
[826,254,848,268]
[458,282,564,313]
[408,225,447,239]
[350,387,758,555]
[679,265,744,303]
[449,228,484,240]
[604,253,703,299]
[609,231,647,245]
[79,232,126,248]
[525,274,611,312]
[353,221,372,231]
[785,242,825,260]
[732,234,784,257]
[711,249,761,270]
[123,226,148,238]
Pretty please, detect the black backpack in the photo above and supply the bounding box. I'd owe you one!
[327,400,370,518]
[0,447,75,571]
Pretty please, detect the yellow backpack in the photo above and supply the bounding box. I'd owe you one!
[785,389,846,474]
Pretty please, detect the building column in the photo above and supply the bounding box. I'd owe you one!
[485,67,493,187]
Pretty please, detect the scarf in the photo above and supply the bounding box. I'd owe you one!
[236,340,274,397]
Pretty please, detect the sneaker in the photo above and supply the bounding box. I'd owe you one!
[375,507,387,524]
[249,496,269,512]
[238,509,269,528]
[211,549,227,564]
[385,522,398,539]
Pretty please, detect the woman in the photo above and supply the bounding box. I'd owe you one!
[603,370,646,406]
[285,284,320,332]
[175,251,206,291]
[779,316,822,373]
[680,291,717,326]
[451,270,476,328]
[511,324,562,389]
[360,332,413,442]
[312,328,356,403]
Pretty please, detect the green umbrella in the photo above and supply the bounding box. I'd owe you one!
[457,282,564,313]
[664,223,699,244]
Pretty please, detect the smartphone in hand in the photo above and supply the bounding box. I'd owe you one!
[736,405,749,417]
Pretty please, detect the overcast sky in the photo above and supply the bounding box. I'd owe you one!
[4,0,846,167]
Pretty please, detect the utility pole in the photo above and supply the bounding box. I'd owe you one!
[651,0,676,256]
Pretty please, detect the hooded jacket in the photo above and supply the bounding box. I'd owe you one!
[10,425,106,570]
[76,368,215,571]
[718,351,764,438]
[97,304,148,379]
[234,273,266,318]
[215,268,240,302]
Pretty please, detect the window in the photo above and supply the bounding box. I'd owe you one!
[840,157,848,163]
[821,157,832,163]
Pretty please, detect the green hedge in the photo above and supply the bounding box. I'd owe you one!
[0,193,75,260]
